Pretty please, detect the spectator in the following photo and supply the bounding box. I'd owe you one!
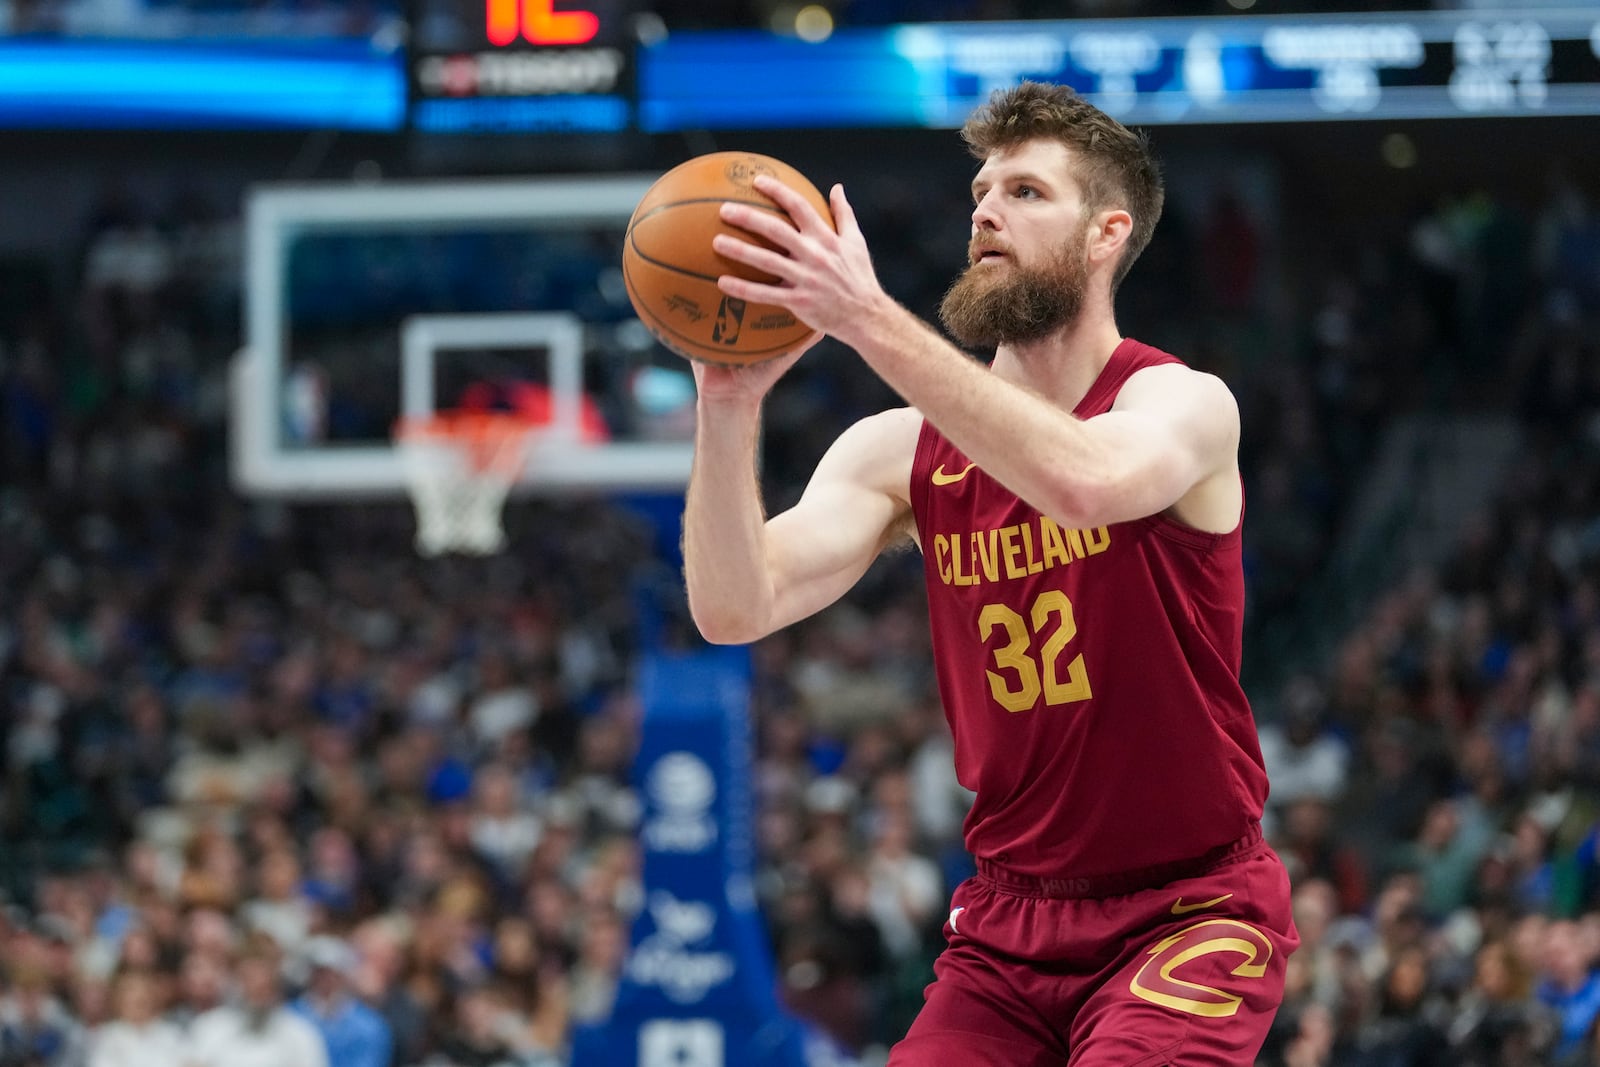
[1359,877,1430,987]
[240,848,314,956]
[1286,878,1345,1014]
[565,908,625,1027]
[350,919,430,1067]
[302,827,362,919]
[467,763,543,885]
[0,967,87,1067]
[467,650,538,751]
[482,915,566,1063]
[170,951,228,1027]
[85,971,185,1067]
[1279,1000,1338,1067]
[863,809,941,965]
[1535,919,1600,1064]
[1399,798,1497,920]
[1447,939,1556,1066]
[291,936,391,1067]
[188,943,327,1067]
[1277,796,1370,917]
[435,983,519,1067]
[1257,677,1350,812]
[1356,944,1450,1066]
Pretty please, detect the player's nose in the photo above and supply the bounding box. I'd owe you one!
[971,190,1002,232]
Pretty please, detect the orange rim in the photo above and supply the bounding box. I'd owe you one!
[394,412,537,476]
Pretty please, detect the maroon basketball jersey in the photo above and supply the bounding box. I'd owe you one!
[909,338,1268,881]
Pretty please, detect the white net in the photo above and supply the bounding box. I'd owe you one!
[396,415,535,556]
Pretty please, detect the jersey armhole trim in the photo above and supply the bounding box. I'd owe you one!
[910,416,938,541]
[1138,512,1242,551]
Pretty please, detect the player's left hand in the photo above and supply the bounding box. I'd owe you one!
[713,177,889,347]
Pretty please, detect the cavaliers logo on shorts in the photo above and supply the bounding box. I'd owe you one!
[1128,918,1274,1018]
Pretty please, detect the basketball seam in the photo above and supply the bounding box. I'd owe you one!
[621,252,798,365]
[626,199,794,283]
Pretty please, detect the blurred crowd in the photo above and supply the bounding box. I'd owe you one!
[1253,189,1600,1065]
[0,149,1594,1067]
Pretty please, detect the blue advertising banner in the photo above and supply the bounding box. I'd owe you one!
[0,39,405,129]
[572,647,819,1067]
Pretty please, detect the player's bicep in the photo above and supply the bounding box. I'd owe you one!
[765,481,900,628]
[1085,369,1239,521]
[763,411,915,629]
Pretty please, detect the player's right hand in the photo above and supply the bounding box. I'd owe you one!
[690,331,820,407]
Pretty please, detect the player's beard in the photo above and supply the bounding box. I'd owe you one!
[938,229,1089,350]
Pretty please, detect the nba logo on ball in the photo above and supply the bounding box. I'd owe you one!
[712,298,746,345]
[622,151,835,366]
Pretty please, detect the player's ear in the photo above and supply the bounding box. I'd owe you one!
[1088,209,1133,267]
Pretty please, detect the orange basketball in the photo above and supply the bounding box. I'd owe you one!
[622,151,833,366]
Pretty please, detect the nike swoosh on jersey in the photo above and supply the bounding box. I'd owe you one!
[948,906,965,933]
[931,462,977,486]
[1171,893,1234,915]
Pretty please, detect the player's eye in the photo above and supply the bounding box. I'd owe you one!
[1015,184,1040,200]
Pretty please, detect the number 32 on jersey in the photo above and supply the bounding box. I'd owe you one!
[979,589,1092,712]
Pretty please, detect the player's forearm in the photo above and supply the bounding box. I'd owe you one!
[837,301,1114,525]
[683,401,778,645]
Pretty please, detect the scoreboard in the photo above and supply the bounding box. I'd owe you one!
[639,10,1600,131]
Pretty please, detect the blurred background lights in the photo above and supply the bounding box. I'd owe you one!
[795,4,834,43]
[1381,131,1418,168]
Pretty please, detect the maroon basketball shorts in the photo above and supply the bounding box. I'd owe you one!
[889,832,1298,1067]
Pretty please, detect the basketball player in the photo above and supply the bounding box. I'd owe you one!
[682,81,1299,1066]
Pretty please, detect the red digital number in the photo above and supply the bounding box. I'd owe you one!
[486,0,599,47]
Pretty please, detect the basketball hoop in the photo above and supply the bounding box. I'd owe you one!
[394,412,538,556]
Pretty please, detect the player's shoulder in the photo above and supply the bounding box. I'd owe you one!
[862,403,924,429]
[818,406,921,498]
[840,405,923,450]
[1116,362,1239,417]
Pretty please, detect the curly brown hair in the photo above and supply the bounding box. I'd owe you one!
[961,81,1164,293]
